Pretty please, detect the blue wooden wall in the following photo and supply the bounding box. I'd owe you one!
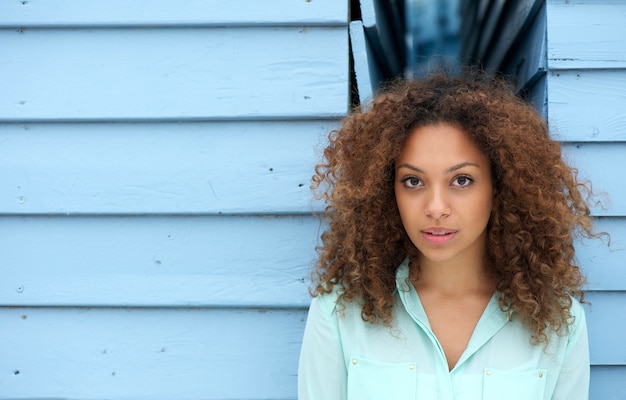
[3,0,624,398]
[0,1,348,399]
[545,1,626,396]
[460,0,626,397]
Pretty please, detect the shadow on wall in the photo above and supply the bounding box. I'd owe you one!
[406,0,461,78]
[348,0,460,105]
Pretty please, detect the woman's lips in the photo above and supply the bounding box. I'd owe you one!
[421,229,457,244]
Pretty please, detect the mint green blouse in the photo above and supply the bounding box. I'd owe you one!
[298,260,589,400]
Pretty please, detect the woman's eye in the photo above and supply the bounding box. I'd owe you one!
[401,177,422,188]
[452,175,474,187]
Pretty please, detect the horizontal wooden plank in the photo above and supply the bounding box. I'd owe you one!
[590,366,626,400]
[547,0,626,69]
[0,292,622,399]
[548,70,626,142]
[0,27,348,121]
[5,131,619,222]
[0,213,620,308]
[0,306,306,400]
[578,218,626,291]
[585,291,626,366]
[0,215,320,307]
[0,121,335,214]
[0,0,347,27]
[560,143,626,217]
[12,129,620,217]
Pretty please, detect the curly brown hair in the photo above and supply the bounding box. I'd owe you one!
[311,71,601,344]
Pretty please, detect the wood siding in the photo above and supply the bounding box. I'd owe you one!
[546,2,626,396]
[0,1,348,399]
[460,0,626,397]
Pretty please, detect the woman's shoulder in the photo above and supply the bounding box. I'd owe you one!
[312,284,344,314]
[567,295,587,333]
[311,284,363,318]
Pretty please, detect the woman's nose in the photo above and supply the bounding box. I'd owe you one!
[425,187,451,219]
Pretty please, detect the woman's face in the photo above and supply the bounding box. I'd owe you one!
[394,123,494,267]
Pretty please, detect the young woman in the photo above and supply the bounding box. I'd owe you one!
[298,72,600,399]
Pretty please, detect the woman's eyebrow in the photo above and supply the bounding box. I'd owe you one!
[396,163,424,173]
[446,162,480,173]
[396,162,479,174]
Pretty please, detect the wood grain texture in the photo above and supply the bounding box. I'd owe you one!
[0,27,348,121]
[578,218,626,291]
[3,0,624,398]
[0,215,320,307]
[547,0,626,69]
[0,306,307,400]
[0,121,335,214]
[0,292,623,399]
[0,213,619,308]
[561,143,626,217]
[590,366,626,400]
[12,122,622,218]
[0,0,347,27]
[548,70,626,142]
[586,291,626,366]
[0,2,350,400]
[457,1,626,398]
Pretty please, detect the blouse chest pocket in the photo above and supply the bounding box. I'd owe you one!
[482,368,547,400]
[347,357,417,400]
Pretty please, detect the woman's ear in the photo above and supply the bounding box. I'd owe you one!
[490,187,498,212]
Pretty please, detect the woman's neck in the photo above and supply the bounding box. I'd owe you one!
[410,256,495,297]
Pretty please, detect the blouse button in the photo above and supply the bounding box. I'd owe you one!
[409,364,415,370]
[538,371,544,378]
[352,359,357,365]
[485,370,492,376]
